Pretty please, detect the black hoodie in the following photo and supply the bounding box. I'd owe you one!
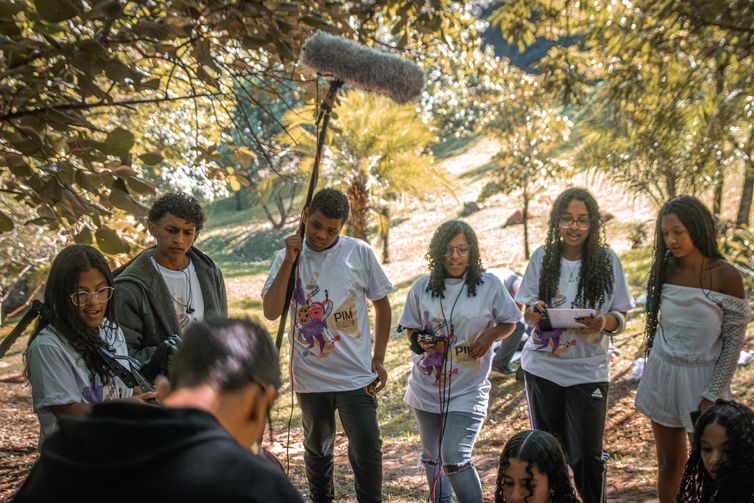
[12,402,303,503]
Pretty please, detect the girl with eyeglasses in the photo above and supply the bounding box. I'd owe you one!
[635,196,750,503]
[24,245,149,446]
[400,220,521,502]
[517,188,635,503]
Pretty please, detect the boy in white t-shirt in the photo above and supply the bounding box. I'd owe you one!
[115,192,228,364]
[262,188,392,503]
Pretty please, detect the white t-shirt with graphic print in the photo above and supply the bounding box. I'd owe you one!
[399,272,522,416]
[516,245,635,386]
[151,257,205,331]
[263,235,393,393]
[26,322,133,445]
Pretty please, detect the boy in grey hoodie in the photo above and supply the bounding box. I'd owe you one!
[115,192,227,362]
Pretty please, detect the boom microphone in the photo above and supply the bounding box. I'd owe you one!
[300,31,425,104]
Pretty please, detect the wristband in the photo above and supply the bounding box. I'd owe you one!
[604,311,626,336]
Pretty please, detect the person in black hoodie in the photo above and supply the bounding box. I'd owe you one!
[13,317,304,503]
[115,192,228,363]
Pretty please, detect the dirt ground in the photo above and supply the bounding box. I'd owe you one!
[0,362,663,502]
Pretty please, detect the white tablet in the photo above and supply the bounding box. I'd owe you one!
[544,308,597,329]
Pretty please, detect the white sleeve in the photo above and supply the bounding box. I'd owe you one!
[261,249,286,298]
[398,279,425,330]
[489,276,524,324]
[363,245,393,301]
[516,247,543,306]
[608,251,636,312]
[27,342,84,410]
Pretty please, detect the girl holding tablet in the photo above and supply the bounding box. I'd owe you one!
[517,188,634,503]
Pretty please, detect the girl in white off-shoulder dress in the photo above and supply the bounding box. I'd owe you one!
[635,196,751,503]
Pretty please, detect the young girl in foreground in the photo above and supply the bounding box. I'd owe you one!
[677,400,754,502]
[24,245,144,445]
[517,188,634,503]
[635,196,751,503]
[400,220,520,503]
[495,429,580,503]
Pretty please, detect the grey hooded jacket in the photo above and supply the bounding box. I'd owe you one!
[114,246,227,362]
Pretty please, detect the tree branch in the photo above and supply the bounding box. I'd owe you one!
[0,92,224,123]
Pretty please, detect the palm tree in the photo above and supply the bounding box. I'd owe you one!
[279,90,448,261]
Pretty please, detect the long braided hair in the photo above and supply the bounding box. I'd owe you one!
[539,188,614,309]
[24,245,118,385]
[644,195,722,355]
[677,400,754,503]
[495,430,581,503]
[425,220,484,298]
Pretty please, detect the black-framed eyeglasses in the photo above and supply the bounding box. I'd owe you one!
[70,286,114,306]
[444,245,471,257]
[558,215,591,229]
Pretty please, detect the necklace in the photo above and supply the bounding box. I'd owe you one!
[565,261,579,284]
[155,258,194,317]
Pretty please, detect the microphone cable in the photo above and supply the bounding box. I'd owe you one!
[431,282,465,502]
[283,257,303,475]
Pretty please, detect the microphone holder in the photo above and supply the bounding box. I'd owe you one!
[275,78,344,350]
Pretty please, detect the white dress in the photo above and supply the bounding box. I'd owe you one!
[635,284,751,432]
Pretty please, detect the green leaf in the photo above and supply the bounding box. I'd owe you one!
[87,0,121,20]
[6,153,31,176]
[95,226,122,254]
[0,211,14,232]
[0,2,24,16]
[102,127,134,156]
[0,18,20,36]
[105,59,136,83]
[124,175,155,195]
[74,227,92,244]
[139,151,163,165]
[109,178,148,216]
[34,0,82,23]
[75,169,94,193]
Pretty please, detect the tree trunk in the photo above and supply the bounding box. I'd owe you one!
[665,166,677,200]
[234,190,243,211]
[523,185,530,260]
[737,162,754,227]
[380,206,391,264]
[736,133,754,227]
[347,174,370,241]
[712,173,724,222]
[261,202,285,229]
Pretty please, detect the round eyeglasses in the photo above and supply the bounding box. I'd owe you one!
[558,216,591,230]
[444,245,471,257]
[70,286,114,306]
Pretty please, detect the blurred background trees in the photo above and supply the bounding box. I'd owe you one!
[2,0,753,315]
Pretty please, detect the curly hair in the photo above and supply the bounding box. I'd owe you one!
[425,220,484,298]
[677,400,754,502]
[309,188,350,222]
[495,430,580,503]
[25,245,118,385]
[539,188,614,309]
[643,195,722,354]
[148,192,207,230]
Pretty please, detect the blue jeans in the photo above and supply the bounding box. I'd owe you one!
[298,388,382,503]
[413,408,485,503]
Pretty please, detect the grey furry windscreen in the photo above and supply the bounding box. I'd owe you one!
[300,31,425,104]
